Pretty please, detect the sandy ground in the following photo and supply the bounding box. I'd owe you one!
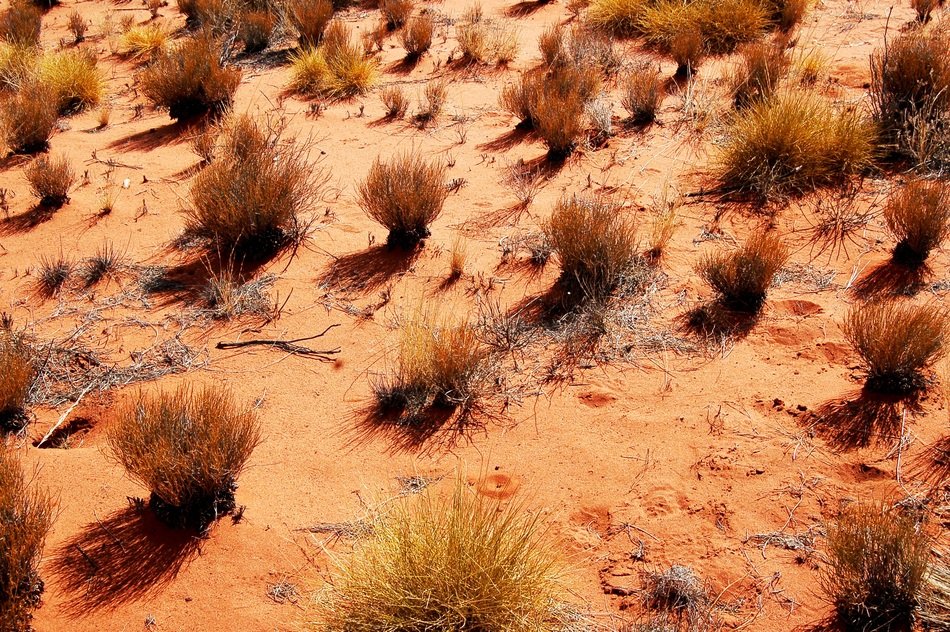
[1,0,948,628]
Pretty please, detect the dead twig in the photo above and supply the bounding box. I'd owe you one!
[215,324,342,361]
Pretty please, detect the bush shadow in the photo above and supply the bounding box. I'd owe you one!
[0,205,57,234]
[107,119,201,152]
[680,300,761,341]
[477,125,533,152]
[850,260,929,299]
[48,504,202,615]
[805,388,924,452]
[318,245,418,294]
[347,401,471,454]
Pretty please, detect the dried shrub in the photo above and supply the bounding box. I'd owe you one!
[380,0,412,29]
[107,385,262,532]
[448,236,467,278]
[639,0,769,57]
[118,23,170,62]
[400,12,433,59]
[186,114,323,256]
[544,195,638,301]
[730,39,789,108]
[139,34,241,120]
[646,186,681,259]
[67,10,86,43]
[288,0,334,48]
[883,179,950,267]
[380,85,408,118]
[530,78,587,159]
[25,154,74,208]
[870,27,950,169]
[418,77,447,122]
[36,49,103,113]
[35,254,73,297]
[0,445,54,630]
[357,151,447,249]
[820,503,930,631]
[0,328,34,431]
[455,4,518,65]
[176,0,238,30]
[80,242,126,286]
[621,63,663,124]
[911,0,943,22]
[717,90,876,199]
[697,230,788,312]
[0,42,36,91]
[315,479,562,632]
[762,0,808,29]
[0,1,41,47]
[238,10,274,53]
[1,82,58,153]
[642,565,709,624]
[843,300,949,395]
[289,20,378,98]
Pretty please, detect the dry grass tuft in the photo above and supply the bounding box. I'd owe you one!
[0,444,54,630]
[186,114,323,256]
[0,326,34,431]
[400,12,433,59]
[67,10,87,43]
[764,0,808,30]
[417,77,447,123]
[820,502,930,631]
[289,20,378,98]
[545,195,638,302]
[646,185,681,259]
[448,235,467,278]
[697,230,788,312]
[107,385,261,532]
[585,0,648,36]
[456,4,518,65]
[843,300,949,395]
[884,179,950,267]
[35,254,73,298]
[730,39,789,108]
[80,242,126,287]
[0,42,36,91]
[36,49,103,113]
[25,154,74,208]
[717,90,876,199]
[380,0,413,29]
[314,478,563,632]
[642,565,709,625]
[0,0,41,47]
[239,10,274,52]
[379,85,409,118]
[140,34,241,120]
[911,0,944,22]
[119,23,170,61]
[357,151,447,249]
[1,82,58,153]
[289,0,334,48]
[621,62,663,124]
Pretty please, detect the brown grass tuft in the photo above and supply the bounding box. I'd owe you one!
[884,179,950,267]
[107,385,261,532]
[0,0,41,47]
[238,10,274,53]
[288,0,333,47]
[730,39,789,108]
[843,300,949,395]
[697,230,787,312]
[380,0,413,29]
[0,326,34,431]
[140,34,241,120]
[0,444,55,630]
[621,62,663,124]
[25,154,75,208]
[911,0,944,22]
[820,502,930,631]
[585,0,648,36]
[357,151,447,248]
[314,478,563,632]
[67,10,87,43]
[379,85,409,118]
[455,4,518,65]
[400,12,433,59]
[1,81,58,153]
[544,195,638,302]
[289,20,378,98]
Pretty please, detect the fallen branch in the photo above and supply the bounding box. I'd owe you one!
[36,382,94,448]
[215,324,341,361]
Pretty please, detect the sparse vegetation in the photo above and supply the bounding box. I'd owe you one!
[80,242,126,286]
[357,151,447,248]
[883,179,950,267]
[642,565,709,625]
[820,503,930,631]
[621,63,663,124]
[380,85,408,118]
[289,20,378,98]
[119,23,170,61]
[140,34,241,120]
[697,230,788,312]
[456,4,518,65]
[544,195,638,302]
[25,154,74,208]
[67,11,87,43]
[380,0,412,29]
[417,77,447,123]
[0,444,55,630]
[843,300,949,395]
[107,385,262,532]
[1,82,58,153]
[911,0,943,22]
[400,12,433,59]
[0,42,36,91]
[0,327,34,431]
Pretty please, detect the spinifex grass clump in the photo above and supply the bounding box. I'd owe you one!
[842,300,949,395]
[820,503,930,632]
[314,479,564,632]
[35,48,103,113]
[1,82,57,153]
[697,230,787,313]
[0,325,34,433]
[25,154,74,208]
[544,195,638,303]
[289,20,378,98]
[107,385,261,532]
[357,151,447,249]
[0,445,54,632]
[883,179,950,267]
[185,114,323,257]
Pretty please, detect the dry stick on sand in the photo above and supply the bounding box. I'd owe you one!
[215,324,341,361]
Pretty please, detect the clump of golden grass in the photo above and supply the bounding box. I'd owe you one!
[717,90,876,199]
[314,478,563,632]
[545,195,638,302]
[140,34,241,120]
[36,49,103,113]
[187,114,323,255]
[820,503,930,631]
[621,62,663,124]
[358,151,447,248]
[67,10,87,43]
[107,385,261,532]
[455,4,518,65]
[884,179,950,267]
[119,23,170,61]
[870,27,950,169]
[379,85,408,118]
[0,444,54,630]
[646,184,681,260]
[730,40,789,107]
[289,20,378,98]
[793,46,828,86]
[238,10,274,52]
[697,230,787,312]
[843,300,949,395]
[0,42,36,91]
[0,326,34,431]
[585,0,648,36]
[25,154,74,208]
[448,235,467,278]
[1,82,58,153]
[542,24,619,74]
[380,0,413,29]
[400,12,433,59]
[0,0,41,47]
[289,0,334,47]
